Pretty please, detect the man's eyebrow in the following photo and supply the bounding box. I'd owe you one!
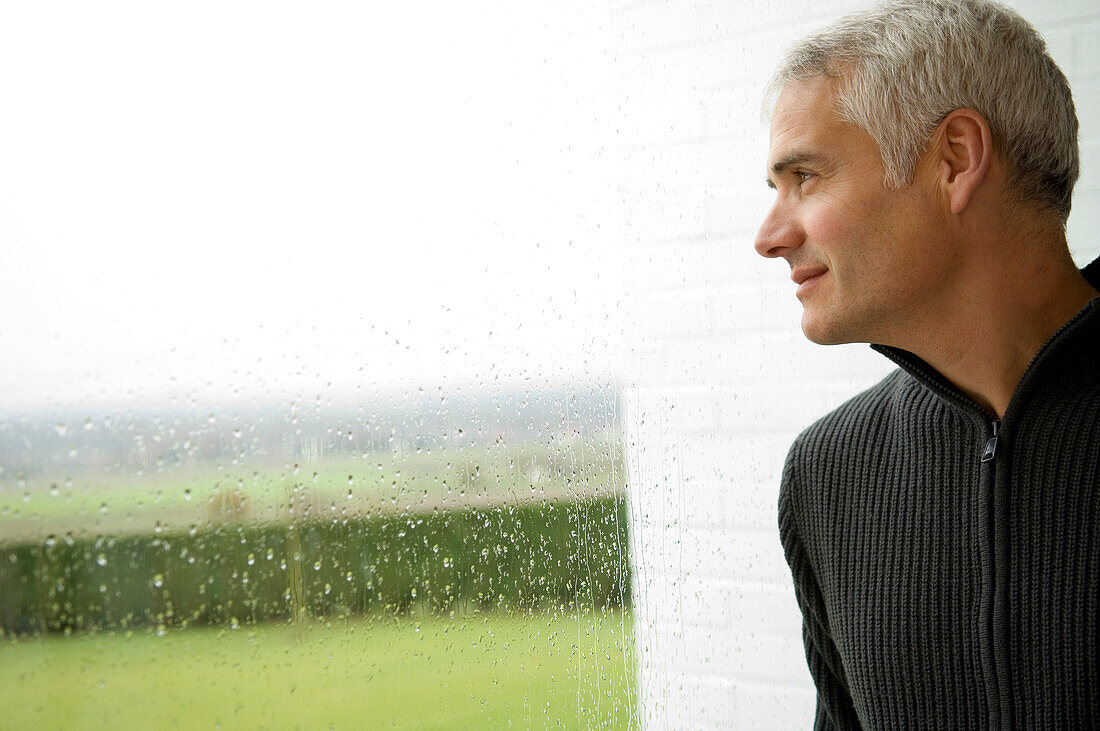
[764,152,830,188]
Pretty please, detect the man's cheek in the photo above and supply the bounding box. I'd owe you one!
[802,206,852,254]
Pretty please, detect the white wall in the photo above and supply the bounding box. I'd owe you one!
[616,0,1100,727]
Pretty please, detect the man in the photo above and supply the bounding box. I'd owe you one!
[755,0,1100,727]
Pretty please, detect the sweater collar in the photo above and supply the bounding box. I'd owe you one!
[870,255,1100,423]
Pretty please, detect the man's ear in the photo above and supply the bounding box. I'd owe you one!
[931,109,993,215]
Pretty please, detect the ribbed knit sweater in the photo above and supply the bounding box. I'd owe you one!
[779,258,1100,729]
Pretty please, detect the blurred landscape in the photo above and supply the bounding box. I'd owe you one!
[0,384,624,541]
[0,384,637,728]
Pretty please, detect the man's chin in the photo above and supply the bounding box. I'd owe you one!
[800,312,857,345]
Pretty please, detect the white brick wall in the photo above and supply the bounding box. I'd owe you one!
[616,0,1100,727]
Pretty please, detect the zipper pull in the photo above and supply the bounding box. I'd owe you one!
[981,419,1001,463]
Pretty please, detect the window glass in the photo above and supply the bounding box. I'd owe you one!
[0,2,634,727]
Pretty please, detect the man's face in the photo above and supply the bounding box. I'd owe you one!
[755,76,953,346]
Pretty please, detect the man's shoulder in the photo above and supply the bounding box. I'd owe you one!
[779,368,916,531]
[790,368,912,458]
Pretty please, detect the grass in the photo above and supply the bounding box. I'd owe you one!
[1,609,637,730]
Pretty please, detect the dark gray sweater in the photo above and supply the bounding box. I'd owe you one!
[779,258,1100,729]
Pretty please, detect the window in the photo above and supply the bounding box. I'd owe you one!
[0,2,634,727]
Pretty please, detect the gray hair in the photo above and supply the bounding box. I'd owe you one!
[765,0,1079,221]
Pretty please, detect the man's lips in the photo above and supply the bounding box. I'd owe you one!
[790,266,828,286]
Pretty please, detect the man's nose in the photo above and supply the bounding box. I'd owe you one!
[754,200,803,258]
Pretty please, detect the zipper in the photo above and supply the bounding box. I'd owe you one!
[981,419,1001,463]
[978,417,1010,729]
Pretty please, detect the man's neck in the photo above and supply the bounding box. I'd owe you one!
[892,252,1097,420]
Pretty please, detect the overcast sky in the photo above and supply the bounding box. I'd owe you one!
[0,1,618,413]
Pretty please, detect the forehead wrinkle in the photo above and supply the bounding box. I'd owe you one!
[766,77,849,176]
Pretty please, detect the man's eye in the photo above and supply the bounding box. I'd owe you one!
[796,170,814,183]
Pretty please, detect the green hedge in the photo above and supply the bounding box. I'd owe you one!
[0,497,631,636]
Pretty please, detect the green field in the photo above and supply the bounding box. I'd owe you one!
[2,419,635,727]
[2,610,637,729]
